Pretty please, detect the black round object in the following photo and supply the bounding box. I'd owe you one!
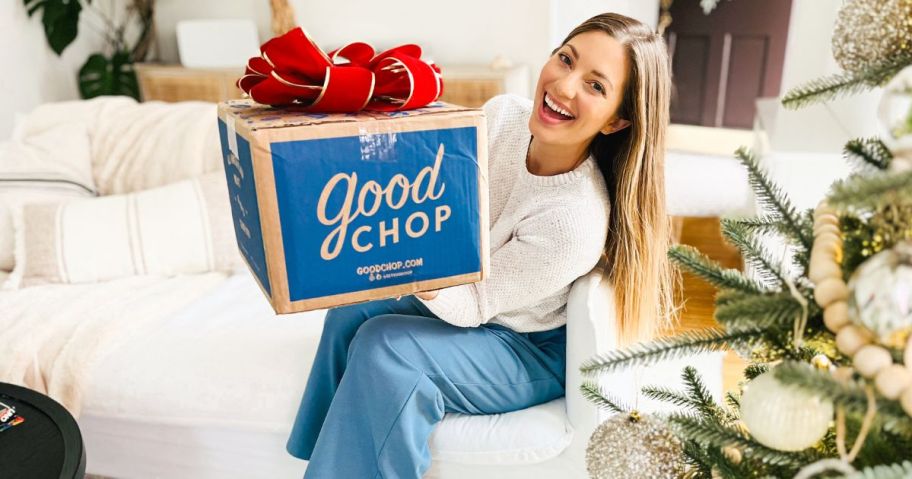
[0,382,86,479]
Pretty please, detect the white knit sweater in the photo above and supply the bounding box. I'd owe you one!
[418,94,610,333]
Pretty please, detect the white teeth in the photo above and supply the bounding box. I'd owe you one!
[544,94,574,119]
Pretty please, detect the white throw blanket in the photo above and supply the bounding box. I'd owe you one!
[11,96,223,195]
[0,270,228,417]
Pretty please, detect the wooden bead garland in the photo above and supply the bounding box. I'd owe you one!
[811,201,912,406]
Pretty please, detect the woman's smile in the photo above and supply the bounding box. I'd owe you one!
[538,92,576,125]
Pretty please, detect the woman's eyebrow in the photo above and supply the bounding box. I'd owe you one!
[565,42,615,92]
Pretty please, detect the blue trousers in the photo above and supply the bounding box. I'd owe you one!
[286,295,566,479]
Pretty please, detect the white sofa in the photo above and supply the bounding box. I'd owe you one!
[0,98,736,478]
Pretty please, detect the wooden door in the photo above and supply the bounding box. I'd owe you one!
[664,0,792,128]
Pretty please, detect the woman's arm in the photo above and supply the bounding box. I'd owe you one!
[417,205,605,327]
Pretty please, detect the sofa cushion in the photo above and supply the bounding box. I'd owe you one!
[665,150,753,217]
[83,272,574,466]
[8,172,241,288]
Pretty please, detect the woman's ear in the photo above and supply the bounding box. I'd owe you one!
[600,118,631,135]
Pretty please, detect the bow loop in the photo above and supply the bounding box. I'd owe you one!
[237,27,443,112]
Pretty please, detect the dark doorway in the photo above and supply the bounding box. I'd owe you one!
[663,0,792,129]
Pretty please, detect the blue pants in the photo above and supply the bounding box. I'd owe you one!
[286,295,566,479]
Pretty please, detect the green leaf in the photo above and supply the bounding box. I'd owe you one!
[78,51,139,100]
[23,0,83,55]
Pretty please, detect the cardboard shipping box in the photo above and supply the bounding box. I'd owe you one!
[216,100,489,313]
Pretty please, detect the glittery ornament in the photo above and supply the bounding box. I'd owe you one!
[878,65,912,158]
[740,370,834,451]
[586,411,684,478]
[832,0,912,77]
[848,241,912,348]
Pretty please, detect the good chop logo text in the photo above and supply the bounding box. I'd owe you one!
[317,144,452,260]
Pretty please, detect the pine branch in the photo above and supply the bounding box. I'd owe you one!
[669,245,769,294]
[781,52,912,109]
[720,219,790,287]
[642,385,699,410]
[714,291,803,330]
[580,327,766,376]
[743,363,769,380]
[736,147,813,251]
[729,215,796,241]
[842,461,912,479]
[682,366,732,421]
[668,413,820,467]
[580,381,630,414]
[827,169,912,211]
[845,137,893,172]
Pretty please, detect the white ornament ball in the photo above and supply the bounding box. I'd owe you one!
[740,370,834,451]
[847,241,912,347]
[853,344,893,378]
[877,65,912,158]
[874,364,912,400]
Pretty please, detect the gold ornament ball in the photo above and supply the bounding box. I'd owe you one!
[832,0,912,77]
[739,370,834,451]
[586,412,684,478]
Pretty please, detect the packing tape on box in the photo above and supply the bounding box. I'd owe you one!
[227,115,239,158]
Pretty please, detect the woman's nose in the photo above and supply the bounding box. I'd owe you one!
[552,74,577,102]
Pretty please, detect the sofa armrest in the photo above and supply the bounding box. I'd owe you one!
[565,268,617,441]
[564,268,726,437]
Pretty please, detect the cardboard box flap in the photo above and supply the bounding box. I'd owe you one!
[220,99,480,131]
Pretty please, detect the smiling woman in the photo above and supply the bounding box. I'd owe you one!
[528,14,676,343]
[285,12,674,479]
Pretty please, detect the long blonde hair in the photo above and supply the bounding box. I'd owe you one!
[560,13,678,344]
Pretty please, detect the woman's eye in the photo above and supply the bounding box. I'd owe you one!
[558,53,571,65]
[591,82,604,94]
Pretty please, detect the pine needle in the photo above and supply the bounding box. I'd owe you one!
[781,52,912,110]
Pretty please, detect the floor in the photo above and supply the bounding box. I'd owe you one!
[671,216,748,393]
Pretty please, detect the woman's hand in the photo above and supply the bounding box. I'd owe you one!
[414,289,439,300]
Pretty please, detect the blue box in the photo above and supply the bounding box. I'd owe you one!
[217,100,489,313]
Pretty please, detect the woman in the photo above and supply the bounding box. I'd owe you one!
[286,12,676,478]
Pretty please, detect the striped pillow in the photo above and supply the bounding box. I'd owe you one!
[6,172,242,289]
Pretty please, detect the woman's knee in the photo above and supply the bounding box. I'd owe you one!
[322,303,373,339]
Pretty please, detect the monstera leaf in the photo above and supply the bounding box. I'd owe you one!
[78,51,140,99]
[24,0,84,55]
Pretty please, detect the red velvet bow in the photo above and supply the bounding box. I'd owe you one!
[237,27,444,112]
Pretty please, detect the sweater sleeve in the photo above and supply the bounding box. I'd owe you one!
[417,205,606,328]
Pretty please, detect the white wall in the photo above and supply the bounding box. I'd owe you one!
[1,2,107,140]
[157,0,658,103]
[764,0,880,153]
[9,0,868,150]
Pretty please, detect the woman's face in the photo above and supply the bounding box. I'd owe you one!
[529,30,630,149]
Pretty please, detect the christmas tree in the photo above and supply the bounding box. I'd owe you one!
[582,1,912,477]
